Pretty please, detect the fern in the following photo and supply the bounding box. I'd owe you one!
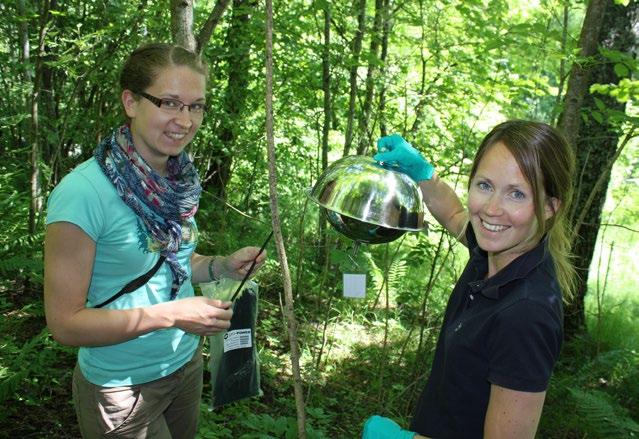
[568,387,639,437]
[0,328,49,404]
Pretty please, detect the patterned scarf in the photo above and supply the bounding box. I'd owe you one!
[95,125,202,300]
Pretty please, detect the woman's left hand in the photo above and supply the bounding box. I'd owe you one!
[218,246,267,280]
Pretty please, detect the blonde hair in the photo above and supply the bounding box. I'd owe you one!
[119,42,208,93]
[469,120,577,300]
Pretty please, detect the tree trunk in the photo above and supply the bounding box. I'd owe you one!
[557,0,607,148]
[343,0,367,157]
[170,0,197,51]
[356,0,384,155]
[559,1,638,339]
[318,0,331,264]
[264,0,307,435]
[377,0,391,137]
[29,0,55,234]
[205,0,256,198]
[17,0,30,156]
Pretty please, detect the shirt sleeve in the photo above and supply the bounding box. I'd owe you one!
[486,299,563,392]
[46,170,105,241]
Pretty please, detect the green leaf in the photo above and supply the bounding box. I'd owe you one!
[614,63,630,78]
[592,111,604,124]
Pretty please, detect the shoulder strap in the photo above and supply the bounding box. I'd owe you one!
[93,256,166,308]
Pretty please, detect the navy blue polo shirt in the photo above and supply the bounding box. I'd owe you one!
[410,226,563,438]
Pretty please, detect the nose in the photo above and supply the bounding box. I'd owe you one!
[174,107,193,127]
[484,194,503,216]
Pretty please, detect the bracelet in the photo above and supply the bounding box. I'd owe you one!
[207,256,219,282]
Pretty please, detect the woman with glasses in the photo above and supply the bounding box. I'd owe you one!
[44,43,266,438]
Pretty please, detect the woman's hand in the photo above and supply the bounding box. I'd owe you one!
[216,246,268,281]
[374,134,435,182]
[169,296,233,336]
[362,415,417,439]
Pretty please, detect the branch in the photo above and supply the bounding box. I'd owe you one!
[572,126,637,240]
[583,223,639,234]
[196,0,232,55]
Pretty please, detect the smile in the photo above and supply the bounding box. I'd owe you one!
[481,220,509,232]
[166,132,187,140]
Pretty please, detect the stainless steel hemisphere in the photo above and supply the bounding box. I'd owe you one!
[308,156,426,243]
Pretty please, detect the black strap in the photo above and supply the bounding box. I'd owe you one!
[94,256,166,308]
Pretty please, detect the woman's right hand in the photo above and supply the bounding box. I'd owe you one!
[169,296,233,336]
[374,134,435,182]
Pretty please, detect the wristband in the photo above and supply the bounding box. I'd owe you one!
[207,256,219,282]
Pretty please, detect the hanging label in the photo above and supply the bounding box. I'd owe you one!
[343,273,366,298]
[223,329,252,352]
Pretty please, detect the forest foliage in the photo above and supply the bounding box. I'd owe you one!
[1,0,638,437]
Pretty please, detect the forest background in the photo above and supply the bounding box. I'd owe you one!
[1,0,638,437]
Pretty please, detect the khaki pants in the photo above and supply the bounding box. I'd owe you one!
[72,348,203,439]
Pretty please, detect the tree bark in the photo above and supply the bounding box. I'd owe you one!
[318,0,331,264]
[356,0,384,155]
[557,0,607,148]
[559,1,638,339]
[343,0,367,157]
[17,0,30,156]
[29,0,55,234]
[377,0,391,137]
[170,0,197,51]
[205,0,255,197]
[264,0,307,436]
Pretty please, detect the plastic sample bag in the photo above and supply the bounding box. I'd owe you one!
[202,278,262,408]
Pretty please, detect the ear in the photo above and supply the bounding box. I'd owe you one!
[544,197,560,220]
[121,90,138,118]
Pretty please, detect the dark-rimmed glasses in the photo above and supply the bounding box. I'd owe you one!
[135,91,208,115]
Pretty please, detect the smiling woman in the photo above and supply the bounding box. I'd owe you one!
[363,120,577,439]
[43,43,267,439]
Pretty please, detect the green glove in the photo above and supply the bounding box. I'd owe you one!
[374,134,435,182]
[362,415,416,439]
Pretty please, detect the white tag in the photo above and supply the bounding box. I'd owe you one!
[343,273,366,298]
[223,329,252,353]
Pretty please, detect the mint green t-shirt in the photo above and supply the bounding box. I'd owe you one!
[46,158,200,386]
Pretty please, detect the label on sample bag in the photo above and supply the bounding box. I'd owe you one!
[343,273,366,298]
[223,329,252,353]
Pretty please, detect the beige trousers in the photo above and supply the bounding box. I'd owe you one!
[72,347,203,439]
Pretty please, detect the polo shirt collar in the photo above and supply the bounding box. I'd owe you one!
[469,235,550,300]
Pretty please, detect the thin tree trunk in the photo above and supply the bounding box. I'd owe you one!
[356,0,384,155]
[17,0,30,157]
[551,3,570,126]
[343,0,367,157]
[171,0,197,51]
[318,0,331,264]
[29,0,53,234]
[377,0,391,137]
[264,0,307,436]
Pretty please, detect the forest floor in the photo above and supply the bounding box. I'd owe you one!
[3,282,638,438]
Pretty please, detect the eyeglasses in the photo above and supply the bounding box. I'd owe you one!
[135,91,208,115]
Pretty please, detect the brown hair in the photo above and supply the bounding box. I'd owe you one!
[119,42,208,93]
[469,120,577,300]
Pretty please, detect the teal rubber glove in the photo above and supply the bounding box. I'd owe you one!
[374,134,435,182]
[362,415,416,439]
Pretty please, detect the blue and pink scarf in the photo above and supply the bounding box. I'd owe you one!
[95,124,201,300]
